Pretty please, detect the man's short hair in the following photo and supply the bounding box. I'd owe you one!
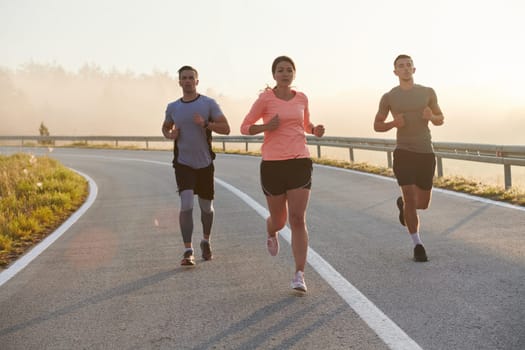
[394,54,412,67]
[178,65,198,79]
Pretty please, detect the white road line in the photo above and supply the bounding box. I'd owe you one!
[0,170,98,287]
[315,163,525,212]
[4,151,521,349]
[216,177,422,350]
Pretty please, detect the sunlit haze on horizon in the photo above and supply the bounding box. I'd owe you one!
[1,0,524,146]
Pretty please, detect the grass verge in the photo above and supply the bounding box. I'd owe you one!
[0,153,88,268]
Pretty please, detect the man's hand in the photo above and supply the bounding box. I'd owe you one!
[167,125,179,140]
[422,107,433,121]
[193,113,206,127]
[393,113,405,128]
[162,122,179,140]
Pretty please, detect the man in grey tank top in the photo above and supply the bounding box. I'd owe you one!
[162,65,230,266]
[374,54,444,262]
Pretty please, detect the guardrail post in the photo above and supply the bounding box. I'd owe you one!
[222,141,226,151]
[437,156,443,177]
[387,151,392,168]
[317,145,321,158]
[349,148,354,162]
[146,140,149,149]
[245,142,248,152]
[504,164,512,190]
[115,140,118,147]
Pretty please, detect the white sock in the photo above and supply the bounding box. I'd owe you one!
[184,247,194,253]
[410,232,423,246]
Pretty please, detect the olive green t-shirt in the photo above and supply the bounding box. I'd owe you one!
[378,84,442,153]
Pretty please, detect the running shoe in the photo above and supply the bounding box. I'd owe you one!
[267,234,279,256]
[291,271,307,292]
[200,240,213,261]
[413,244,428,262]
[181,250,195,266]
[396,196,406,226]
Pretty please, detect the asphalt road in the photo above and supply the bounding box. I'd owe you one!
[0,147,524,350]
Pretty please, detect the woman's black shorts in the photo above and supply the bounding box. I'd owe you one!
[260,158,313,196]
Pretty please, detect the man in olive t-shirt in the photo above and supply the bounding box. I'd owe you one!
[374,54,445,262]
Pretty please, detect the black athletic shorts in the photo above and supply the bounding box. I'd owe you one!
[173,162,214,200]
[260,158,313,196]
[393,148,436,190]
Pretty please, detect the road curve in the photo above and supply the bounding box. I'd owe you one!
[0,147,523,350]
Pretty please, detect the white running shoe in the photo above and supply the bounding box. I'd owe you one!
[291,271,307,292]
[267,234,279,256]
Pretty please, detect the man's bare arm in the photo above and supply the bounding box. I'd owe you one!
[374,112,403,132]
[207,115,230,135]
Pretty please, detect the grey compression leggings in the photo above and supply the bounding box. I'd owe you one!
[179,189,214,244]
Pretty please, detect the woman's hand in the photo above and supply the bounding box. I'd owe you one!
[313,124,325,137]
[265,114,280,131]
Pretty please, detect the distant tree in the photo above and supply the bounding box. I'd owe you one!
[78,63,105,79]
[38,122,54,145]
[39,121,49,136]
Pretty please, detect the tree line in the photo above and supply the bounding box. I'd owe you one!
[0,63,182,136]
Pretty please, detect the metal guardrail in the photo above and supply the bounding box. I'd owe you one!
[1,135,524,189]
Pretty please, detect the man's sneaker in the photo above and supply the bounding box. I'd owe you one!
[413,244,428,262]
[291,271,307,293]
[267,234,279,256]
[396,196,406,226]
[200,240,213,261]
[181,250,195,266]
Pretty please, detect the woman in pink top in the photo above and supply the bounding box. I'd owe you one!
[240,56,325,293]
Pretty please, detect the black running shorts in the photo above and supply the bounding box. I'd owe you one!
[393,149,436,190]
[173,162,214,200]
[260,158,313,196]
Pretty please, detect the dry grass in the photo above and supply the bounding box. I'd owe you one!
[311,156,525,207]
[223,150,525,207]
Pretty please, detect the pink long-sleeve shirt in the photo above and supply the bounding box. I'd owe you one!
[240,89,311,161]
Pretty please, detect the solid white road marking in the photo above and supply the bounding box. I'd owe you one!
[316,163,525,212]
[0,170,98,287]
[216,177,423,350]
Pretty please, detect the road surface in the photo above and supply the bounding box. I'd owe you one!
[0,147,524,349]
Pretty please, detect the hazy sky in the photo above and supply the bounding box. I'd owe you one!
[2,0,524,101]
[2,0,525,148]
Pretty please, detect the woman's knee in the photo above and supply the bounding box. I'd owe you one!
[288,212,306,230]
[268,215,286,232]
